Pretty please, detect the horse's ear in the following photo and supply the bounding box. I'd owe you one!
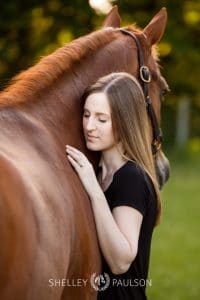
[102,5,121,28]
[143,7,167,46]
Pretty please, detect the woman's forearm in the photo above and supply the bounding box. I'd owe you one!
[88,186,136,274]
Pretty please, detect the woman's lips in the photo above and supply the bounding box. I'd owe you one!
[87,135,99,141]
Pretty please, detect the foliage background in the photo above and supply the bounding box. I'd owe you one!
[0,1,199,299]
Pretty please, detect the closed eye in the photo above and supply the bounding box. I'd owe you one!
[83,114,107,123]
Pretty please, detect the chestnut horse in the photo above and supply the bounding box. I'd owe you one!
[0,6,170,300]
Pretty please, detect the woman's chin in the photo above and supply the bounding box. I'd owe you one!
[86,141,100,151]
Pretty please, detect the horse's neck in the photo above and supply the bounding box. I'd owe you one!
[22,34,133,143]
[30,51,124,120]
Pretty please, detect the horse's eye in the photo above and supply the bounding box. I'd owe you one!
[160,89,168,101]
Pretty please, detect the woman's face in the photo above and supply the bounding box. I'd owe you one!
[83,92,116,151]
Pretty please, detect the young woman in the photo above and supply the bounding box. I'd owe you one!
[65,72,160,299]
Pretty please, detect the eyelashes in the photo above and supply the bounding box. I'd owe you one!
[83,114,107,123]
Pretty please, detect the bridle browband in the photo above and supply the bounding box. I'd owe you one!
[118,28,163,155]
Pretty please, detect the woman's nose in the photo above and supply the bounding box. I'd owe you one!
[86,118,96,131]
[85,117,97,131]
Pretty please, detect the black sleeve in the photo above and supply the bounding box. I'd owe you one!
[110,164,150,216]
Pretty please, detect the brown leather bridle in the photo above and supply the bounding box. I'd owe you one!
[118,28,163,155]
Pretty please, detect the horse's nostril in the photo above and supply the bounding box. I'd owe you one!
[158,172,164,190]
[155,155,170,190]
[165,164,170,182]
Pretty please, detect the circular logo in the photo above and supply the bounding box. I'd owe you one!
[90,272,110,291]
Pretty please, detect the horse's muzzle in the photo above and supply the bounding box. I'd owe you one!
[155,151,170,190]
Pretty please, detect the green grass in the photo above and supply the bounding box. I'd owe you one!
[147,150,200,300]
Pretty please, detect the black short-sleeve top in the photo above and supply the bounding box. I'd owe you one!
[97,160,157,300]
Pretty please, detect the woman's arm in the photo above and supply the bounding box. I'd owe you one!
[66,145,143,274]
[89,186,143,274]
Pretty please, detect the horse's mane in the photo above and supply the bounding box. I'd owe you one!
[0,28,117,107]
[0,24,158,108]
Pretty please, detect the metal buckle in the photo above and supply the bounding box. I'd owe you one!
[152,139,161,152]
[140,66,151,83]
[146,95,152,105]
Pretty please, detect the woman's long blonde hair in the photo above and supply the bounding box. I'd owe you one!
[83,72,161,225]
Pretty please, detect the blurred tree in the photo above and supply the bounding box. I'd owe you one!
[0,0,94,89]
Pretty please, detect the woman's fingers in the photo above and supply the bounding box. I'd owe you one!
[66,147,83,161]
[66,145,85,169]
[66,148,80,160]
[66,145,86,164]
[67,154,80,170]
[67,151,82,167]
[65,145,97,197]
[66,145,82,155]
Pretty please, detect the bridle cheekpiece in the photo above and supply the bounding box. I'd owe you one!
[117,28,163,155]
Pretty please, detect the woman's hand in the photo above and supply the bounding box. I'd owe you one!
[65,145,101,197]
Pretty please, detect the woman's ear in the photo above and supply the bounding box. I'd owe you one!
[102,5,121,28]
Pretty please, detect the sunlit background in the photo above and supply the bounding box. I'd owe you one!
[89,0,114,14]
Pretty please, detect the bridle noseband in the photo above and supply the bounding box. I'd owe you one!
[118,28,163,155]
